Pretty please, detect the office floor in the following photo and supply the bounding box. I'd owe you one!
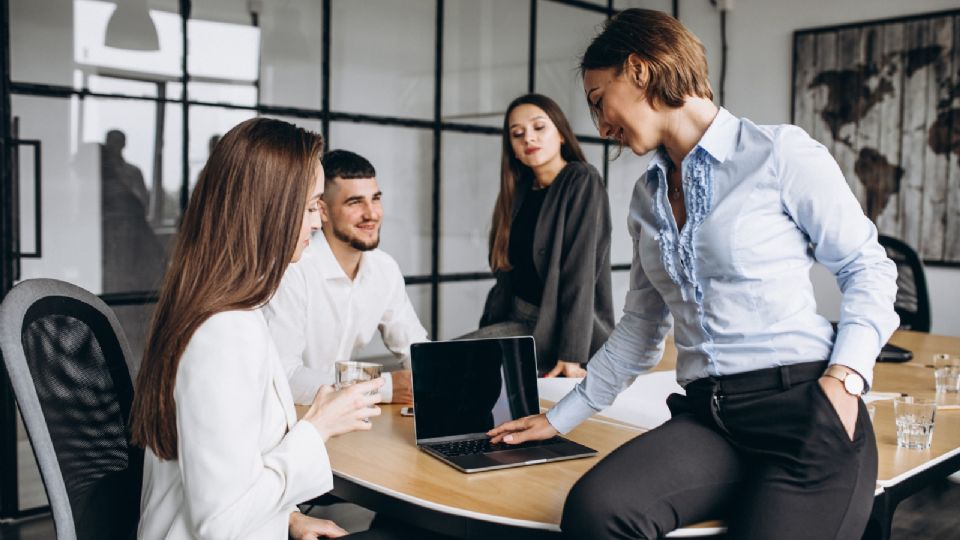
[2,480,959,539]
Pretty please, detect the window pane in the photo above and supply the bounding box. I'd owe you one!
[328,123,434,276]
[259,115,324,135]
[535,1,606,137]
[188,82,258,108]
[330,0,435,120]
[258,1,325,109]
[88,74,159,99]
[442,0,528,127]
[11,0,182,91]
[186,2,261,106]
[356,284,433,360]
[111,302,157,367]
[187,105,257,194]
[581,142,606,175]
[13,94,174,295]
[160,96,184,226]
[440,132,500,273]
[615,0,673,11]
[439,280,494,340]
[607,151,654,266]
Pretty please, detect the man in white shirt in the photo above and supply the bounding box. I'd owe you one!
[265,149,428,404]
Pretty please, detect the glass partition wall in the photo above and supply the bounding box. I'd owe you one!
[1,0,674,517]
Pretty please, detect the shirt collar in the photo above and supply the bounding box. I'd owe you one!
[312,231,373,283]
[646,107,739,175]
[696,107,738,163]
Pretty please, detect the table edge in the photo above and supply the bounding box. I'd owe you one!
[877,446,960,487]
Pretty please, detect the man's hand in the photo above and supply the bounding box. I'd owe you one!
[487,413,558,444]
[818,376,859,441]
[390,370,413,404]
[289,511,348,539]
[544,360,587,378]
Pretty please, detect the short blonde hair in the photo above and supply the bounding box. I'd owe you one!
[581,8,713,107]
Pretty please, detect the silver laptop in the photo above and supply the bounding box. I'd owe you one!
[410,336,597,473]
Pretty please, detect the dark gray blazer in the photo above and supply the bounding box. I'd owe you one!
[480,161,614,370]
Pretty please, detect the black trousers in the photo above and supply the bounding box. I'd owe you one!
[562,361,878,540]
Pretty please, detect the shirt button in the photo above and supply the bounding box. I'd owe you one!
[538,249,546,255]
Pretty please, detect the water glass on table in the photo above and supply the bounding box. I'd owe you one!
[933,354,960,394]
[893,396,936,450]
[335,361,382,422]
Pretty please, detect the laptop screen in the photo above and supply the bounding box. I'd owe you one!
[411,337,540,442]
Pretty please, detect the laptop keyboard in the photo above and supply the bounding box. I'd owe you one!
[430,437,565,457]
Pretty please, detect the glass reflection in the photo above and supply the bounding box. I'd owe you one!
[536,1,607,136]
[440,132,501,274]
[13,94,176,295]
[330,0,435,119]
[442,0,528,126]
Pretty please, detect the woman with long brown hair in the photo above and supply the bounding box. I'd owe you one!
[470,93,614,378]
[130,117,384,539]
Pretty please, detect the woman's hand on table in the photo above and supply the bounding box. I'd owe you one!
[487,413,558,444]
[289,511,348,539]
[544,360,587,378]
[303,378,384,441]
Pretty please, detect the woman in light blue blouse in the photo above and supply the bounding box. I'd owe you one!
[488,9,898,539]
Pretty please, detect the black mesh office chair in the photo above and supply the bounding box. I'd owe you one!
[878,235,931,333]
[0,279,142,540]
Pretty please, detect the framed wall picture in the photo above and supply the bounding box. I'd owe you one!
[792,9,960,265]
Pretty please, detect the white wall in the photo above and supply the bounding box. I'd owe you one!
[682,0,960,337]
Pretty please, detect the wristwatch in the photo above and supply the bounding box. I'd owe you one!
[823,365,865,396]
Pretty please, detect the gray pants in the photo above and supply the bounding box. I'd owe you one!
[459,297,550,373]
[459,297,540,341]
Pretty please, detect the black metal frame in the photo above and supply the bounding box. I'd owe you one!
[0,0,635,519]
[9,138,39,259]
[0,0,19,520]
[789,7,960,269]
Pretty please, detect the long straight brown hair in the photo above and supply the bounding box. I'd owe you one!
[489,94,587,272]
[129,118,324,460]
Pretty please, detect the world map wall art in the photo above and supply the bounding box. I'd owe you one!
[792,9,960,264]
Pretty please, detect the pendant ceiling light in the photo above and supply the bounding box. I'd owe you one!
[105,0,160,51]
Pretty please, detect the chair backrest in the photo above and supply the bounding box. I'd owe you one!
[0,279,142,540]
[878,235,931,333]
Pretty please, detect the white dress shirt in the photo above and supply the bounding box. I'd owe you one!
[138,309,333,540]
[548,108,899,434]
[264,234,428,404]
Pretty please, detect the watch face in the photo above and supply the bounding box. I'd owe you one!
[844,374,865,395]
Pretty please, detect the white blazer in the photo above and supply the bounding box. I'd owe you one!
[138,309,333,540]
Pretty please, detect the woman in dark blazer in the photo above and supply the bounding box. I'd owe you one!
[470,93,614,378]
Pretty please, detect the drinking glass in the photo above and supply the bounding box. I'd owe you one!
[933,354,960,394]
[893,396,936,450]
[335,361,382,390]
[335,361,382,423]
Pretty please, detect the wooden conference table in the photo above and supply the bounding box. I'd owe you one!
[301,331,960,539]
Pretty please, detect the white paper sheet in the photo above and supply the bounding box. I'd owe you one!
[538,371,684,430]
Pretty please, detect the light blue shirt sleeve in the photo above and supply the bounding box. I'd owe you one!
[546,238,673,434]
[777,127,899,390]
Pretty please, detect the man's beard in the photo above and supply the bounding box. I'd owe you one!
[331,221,380,251]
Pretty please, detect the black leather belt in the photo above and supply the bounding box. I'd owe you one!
[688,360,828,396]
